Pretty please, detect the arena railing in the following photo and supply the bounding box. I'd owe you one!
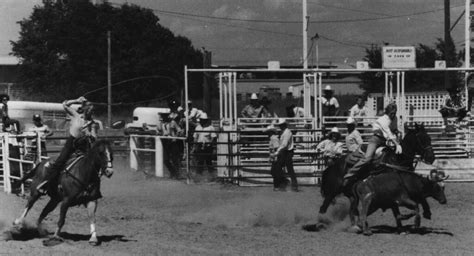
[0,132,42,194]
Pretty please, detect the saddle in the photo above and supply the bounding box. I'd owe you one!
[344,146,387,166]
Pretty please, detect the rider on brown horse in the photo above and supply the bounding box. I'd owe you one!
[343,103,401,188]
[36,96,96,194]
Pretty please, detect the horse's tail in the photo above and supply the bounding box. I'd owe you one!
[320,158,345,198]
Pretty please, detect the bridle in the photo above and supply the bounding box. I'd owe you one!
[99,146,114,178]
[414,131,433,163]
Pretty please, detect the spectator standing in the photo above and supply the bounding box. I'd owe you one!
[184,100,200,122]
[286,104,305,118]
[162,113,184,179]
[261,96,278,118]
[345,117,363,153]
[349,96,368,125]
[439,86,468,129]
[316,127,344,166]
[0,94,21,133]
[265,125,286,191]
[320,85,339,117]
[274,118,298,192]
[241,93,268,119]
[193,113,217,180]
[28,114,53,157]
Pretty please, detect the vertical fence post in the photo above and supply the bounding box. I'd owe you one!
[3,134,11,193]
[130,135,138,171]
[155,136,164,177]
[37,132,42,162]
[0,134,5,193]
[19,136,25,195]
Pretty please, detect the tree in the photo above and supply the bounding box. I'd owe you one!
[360,39,462,94]
[11,0,203,106]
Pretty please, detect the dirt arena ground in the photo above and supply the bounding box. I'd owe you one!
[1,156,473,255]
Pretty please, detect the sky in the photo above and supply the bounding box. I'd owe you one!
[0,0,469,67]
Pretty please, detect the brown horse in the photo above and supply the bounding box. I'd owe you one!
[14,140,114,245]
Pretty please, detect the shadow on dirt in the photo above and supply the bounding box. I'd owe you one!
[2,223,136,246]
[60,232,136,243]
[371,225,454,236]
[1,223,50,241]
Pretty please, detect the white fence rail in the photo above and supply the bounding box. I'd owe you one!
[0,132,43,194]
[129,134,187,178]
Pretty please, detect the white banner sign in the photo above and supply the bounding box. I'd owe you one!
[382,46,416,68]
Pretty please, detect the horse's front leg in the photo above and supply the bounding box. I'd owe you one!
[53,198,71,239]
[87,200,99,246]
[348,195,361,233]
[13,191,41,225]
[37,198,60,226]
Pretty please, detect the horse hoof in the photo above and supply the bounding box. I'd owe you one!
[347,225,362,234]
[43,236,64,247]
[363,230,373,236]
[89,238,100,246]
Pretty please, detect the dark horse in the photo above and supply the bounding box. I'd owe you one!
[319,123,435,228]
[13,140,114,245]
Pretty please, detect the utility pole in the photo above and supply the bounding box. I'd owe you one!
[466,0,471,68]
[302,0,311,117]
[107,31,112,127]
[202,49,212,114]
[465,0,472,111]
[311,33,320,69]
[302,0,308,69]
[445,0,452,89]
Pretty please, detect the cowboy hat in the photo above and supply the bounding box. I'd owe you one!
[329,127,340,134]
[323,85,333,91]
[33,114,41,121]
[275,118,287,125]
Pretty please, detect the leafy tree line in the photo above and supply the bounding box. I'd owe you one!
[11,0,204,108]
[360,38,464,93]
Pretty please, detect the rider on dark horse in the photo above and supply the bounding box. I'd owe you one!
[343,103,402,188]
[36,96,96,194]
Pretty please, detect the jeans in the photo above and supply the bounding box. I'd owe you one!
[274,149,298,189]
[44,136,76,182]
[196,144,214,174]
[345,135,385,179]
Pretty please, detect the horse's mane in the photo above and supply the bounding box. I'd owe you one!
[79,140,112,174]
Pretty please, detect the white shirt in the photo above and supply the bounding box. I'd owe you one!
[28,124,51,141]
[277,128,294,153]
[320,97,340,108]
[316,139,344,157]
[346,130,363,152]
[349,104,368,123]
[293,107,305,117]
[194,125,217,144]
[372,114,397,141]
[185,108,200,119]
